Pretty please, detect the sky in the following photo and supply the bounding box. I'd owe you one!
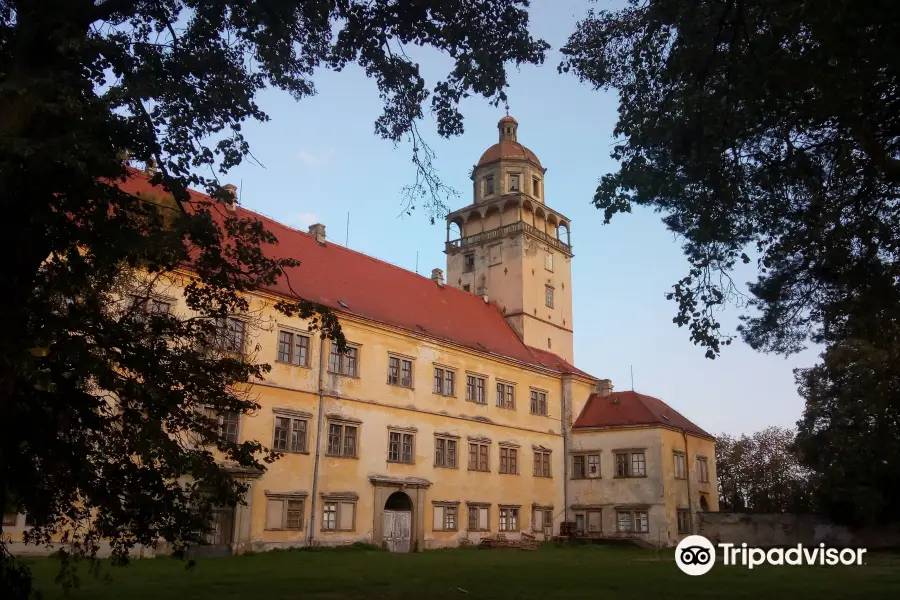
[221,0,821,437]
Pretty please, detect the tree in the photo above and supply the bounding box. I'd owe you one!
[0,1,547,596]
[560,0,900,359]
[795,339,900,526]
[715,427,812,513]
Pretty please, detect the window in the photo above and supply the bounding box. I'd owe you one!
[265,495,305,530]
[489,243,502,266]
[617,510,649,533]
[276,330,310,367]
[485,176,495,196]
[273,415,307,453]
[533,451,551,478]
[462,284,471,292]
[433,367,456,396]
[432,504,458,531]
[545,285,554,308]
[499,507,519,531]
[496,382,515,409]
[467,504,490,531]
[677,509,691,534]
[322,499,356,531]
[674,452,686,479]
[464,253,476,273]
[326,422,358,458]
[328,343,358,377]
[697,456,710,483]
[434,436,458,468]
[587,510,602,533]
[545,253,553,272]
[468,442,490,472]
[509,174,520,192]
[388,430,415,464]
[499,447,518,474]
[571,453,600,479]
[200,408,240,445]
[532,508,554,534]
[388,355,413,388]
[575,513,585,534]
[466,375,486,404]
[132,296,171,321]
[532,176,540,197]
[615,451,646,477]
[530,389,548,416]
[211,317,245,353]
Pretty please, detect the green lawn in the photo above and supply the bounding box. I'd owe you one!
[24,544,900,600]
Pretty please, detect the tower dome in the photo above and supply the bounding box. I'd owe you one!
[476,114,543,169]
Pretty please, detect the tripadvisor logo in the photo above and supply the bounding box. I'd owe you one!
[675,535,867,575]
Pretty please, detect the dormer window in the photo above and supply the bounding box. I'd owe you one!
[484,176,495,197]
[509,174,520,192]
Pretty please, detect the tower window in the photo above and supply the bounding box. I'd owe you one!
[485,176,494,196]
[545,285,554,308]
[545,253,553,272]
[464,253,476,273]
[533,177,540,197]
[463,284,470,292]
[509,174,520,192]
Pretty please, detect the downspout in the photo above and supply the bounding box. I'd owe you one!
[561,376,570,526]
[307,335,327,546]
[682,429,693,534]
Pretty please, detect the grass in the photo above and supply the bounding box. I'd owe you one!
[23,544,900,600]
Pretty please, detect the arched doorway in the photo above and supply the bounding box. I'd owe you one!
[383,492,413,552]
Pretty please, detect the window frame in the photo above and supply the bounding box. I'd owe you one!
[328,342,359,377]
[466,374,487,405]
[321,496,358,532]
[433,365,456,397]
[463,253,476,273]
[199,407,240,445]
[484,176,495,197]
[614,450,647,478]
[529,388,548,416]
[677,509,691,534]
[508,173,521,193]
[264,493,307,531]
[499,506,520,532]
[616,510,649,533]
[276,329,311,367]
[466,503,491,532]
[697,456,710,483]
[545,285,554,308]
[432,502,460,532]
[326,420,359,458]
[434,435,459,469]
[495,380,515,410]
[673,451,687,480]
[387,428,416,464]
[533,450,552,478]
[532,176,541,198]
[387,354,414,389]
[571,452,601,479]
[272,410,309,454]
[499,446,519,475]
[468,441,491,472]
[209,316,246,353]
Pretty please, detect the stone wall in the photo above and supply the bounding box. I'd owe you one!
[697,512,900,549]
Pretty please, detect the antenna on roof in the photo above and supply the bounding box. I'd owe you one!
[345,211,350,246]
[239,179,243,205]
[415,250,419,274]
[631,365,634,391]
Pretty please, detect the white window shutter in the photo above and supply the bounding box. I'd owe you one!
[433,506,444,530]
[588,511,602,532]
[533,509,543,530]
[478,507,489,530]
[339,502,354,530]
[266,499,283,530]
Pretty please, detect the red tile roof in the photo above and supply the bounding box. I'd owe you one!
[477,141,542,168]
[116,168,594,379]
[573,391,713,439]
[498,115,518,124]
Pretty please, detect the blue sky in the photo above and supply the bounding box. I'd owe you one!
[223,0,820,436]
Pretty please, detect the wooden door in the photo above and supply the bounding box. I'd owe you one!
[383,510,412,552]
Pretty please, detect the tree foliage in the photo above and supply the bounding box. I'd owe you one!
[795,339,900,526]
[561,0,900,358]
[0,1,547,596]
[715,427,812,513]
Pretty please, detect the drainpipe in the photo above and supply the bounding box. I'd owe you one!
[561,376,569,526]
[307,335,327,546]
[682,429,693,534]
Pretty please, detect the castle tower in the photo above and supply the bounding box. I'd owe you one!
[444,114,575,362]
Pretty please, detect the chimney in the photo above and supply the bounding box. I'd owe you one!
[431,268,444,286]
[308,223,326,244]
[222,184,238,213]
[596,378,613,397]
